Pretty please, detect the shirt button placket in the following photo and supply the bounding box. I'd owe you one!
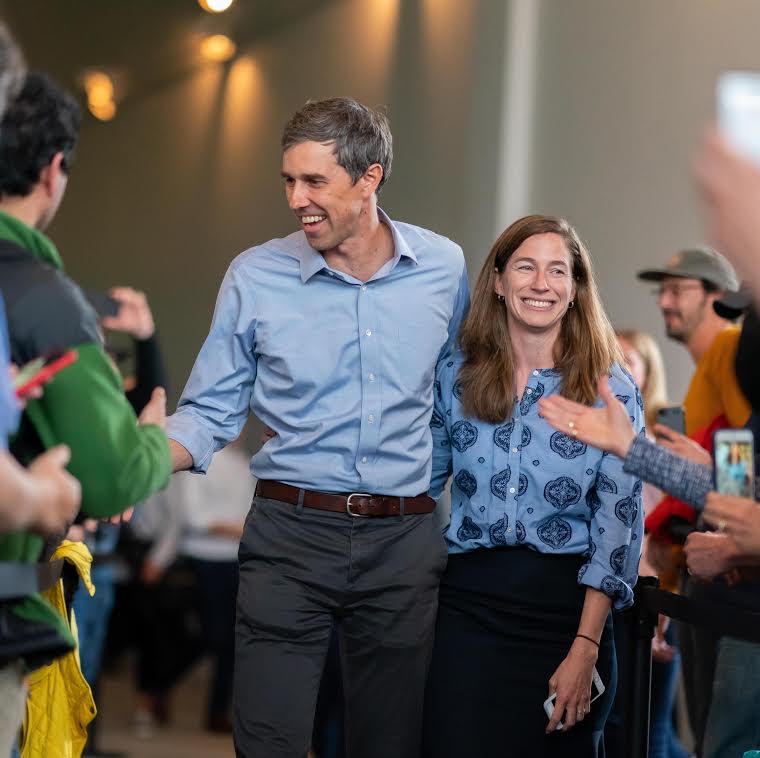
[507,416,523,545]
[357,283,380,487]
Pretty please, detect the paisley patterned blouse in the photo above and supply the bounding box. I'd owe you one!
[430,351,644,609]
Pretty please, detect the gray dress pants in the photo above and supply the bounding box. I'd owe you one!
[233,496,447,758]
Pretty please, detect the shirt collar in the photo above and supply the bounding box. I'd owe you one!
[297,207,418,284]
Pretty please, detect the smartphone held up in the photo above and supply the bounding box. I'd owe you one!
[655,405,686,437]
[717,71,760,168]
[13,350,78,400]
[713,428,755,499]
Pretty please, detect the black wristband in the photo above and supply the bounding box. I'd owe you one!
[576,633,600,648]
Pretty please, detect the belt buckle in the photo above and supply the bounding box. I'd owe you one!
[346,492,373,518]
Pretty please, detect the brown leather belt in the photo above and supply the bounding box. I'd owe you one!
[255,480,436,517]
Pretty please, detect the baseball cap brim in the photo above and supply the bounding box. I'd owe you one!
[637,268,696,282]
[713,287,752,320]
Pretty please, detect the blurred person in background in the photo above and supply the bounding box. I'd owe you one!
[0,72,170,757]
[71,286,168,758]
[0,22,79,758]
[0,316,81,758]
[113,439,252,737]
[605,329,690,758]
[173,439,253,733]
[635,248,748,755]
[0,20,23,118]
[0,72,169,510]
[422,215,643,757]
[118,484,196,739]
[539,300,760,758]
[697,129,760,314]
[637,248,746,436]
[696,131,760,431]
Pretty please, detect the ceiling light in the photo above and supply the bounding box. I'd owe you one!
[88,100,116,121]
[83,71,114,107]
[82,71,117,121]
[198,0,235,13]
[200,34,237,62]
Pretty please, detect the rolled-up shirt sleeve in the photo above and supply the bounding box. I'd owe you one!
[579,373,645,610]
[167,261,257,473]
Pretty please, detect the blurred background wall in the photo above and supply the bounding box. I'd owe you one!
[4,0,760,405]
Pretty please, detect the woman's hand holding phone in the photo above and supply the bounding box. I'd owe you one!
[544,637,599,733]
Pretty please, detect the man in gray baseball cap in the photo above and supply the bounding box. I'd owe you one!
[638,247,739,345]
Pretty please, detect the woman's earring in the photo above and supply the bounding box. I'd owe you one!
[568,300,575,309]
[496,294,505,303]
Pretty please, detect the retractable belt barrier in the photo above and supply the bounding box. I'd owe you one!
[623,576,760,758]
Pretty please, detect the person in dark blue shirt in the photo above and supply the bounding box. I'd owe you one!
[423,215,643,758]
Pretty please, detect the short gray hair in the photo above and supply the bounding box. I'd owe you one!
[281,97,392,191]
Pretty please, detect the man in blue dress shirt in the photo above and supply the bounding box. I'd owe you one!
[167,97,469,758]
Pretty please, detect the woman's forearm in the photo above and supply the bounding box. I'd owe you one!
[576,587,612,644]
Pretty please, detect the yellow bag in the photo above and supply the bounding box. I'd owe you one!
[20,541,97,758]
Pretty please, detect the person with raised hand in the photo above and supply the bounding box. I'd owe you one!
[539,376,716,507]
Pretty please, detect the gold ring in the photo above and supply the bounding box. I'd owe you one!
[718,519,727,533]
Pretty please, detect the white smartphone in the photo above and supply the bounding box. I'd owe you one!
[713,428,755,499]
[717,71,760,167]
[543,666,605,730]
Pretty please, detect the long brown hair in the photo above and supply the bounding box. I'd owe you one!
[616,329,668,430]
[459,214,622,423]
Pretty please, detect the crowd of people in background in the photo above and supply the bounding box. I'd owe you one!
[3,14,760,758]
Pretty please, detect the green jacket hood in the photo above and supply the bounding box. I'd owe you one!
[0,209,63,269]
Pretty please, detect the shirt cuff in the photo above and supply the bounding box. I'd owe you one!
[622,433,653,479]
[166,411,215,474]
[578,561,636,611]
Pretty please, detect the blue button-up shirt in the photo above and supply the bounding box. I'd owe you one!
[0,295,20,449]
[168,210,469,496]
[430,352,644,609]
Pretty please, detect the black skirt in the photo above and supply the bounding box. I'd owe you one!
[422,546,616,758]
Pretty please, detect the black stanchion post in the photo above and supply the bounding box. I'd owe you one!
[627,576,659,758]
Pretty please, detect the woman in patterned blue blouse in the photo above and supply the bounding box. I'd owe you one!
[422,215,644,757]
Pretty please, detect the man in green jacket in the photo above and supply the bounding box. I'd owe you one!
[0,73,171,673]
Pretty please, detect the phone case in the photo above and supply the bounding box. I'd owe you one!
[712,429,755,497]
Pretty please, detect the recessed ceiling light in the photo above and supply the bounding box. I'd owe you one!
[89,100,116,121]
[200,34,237,62]
[198,0,235,13]
[83,72,114,108]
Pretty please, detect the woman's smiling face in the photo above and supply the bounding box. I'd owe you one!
[494,232,576,335]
